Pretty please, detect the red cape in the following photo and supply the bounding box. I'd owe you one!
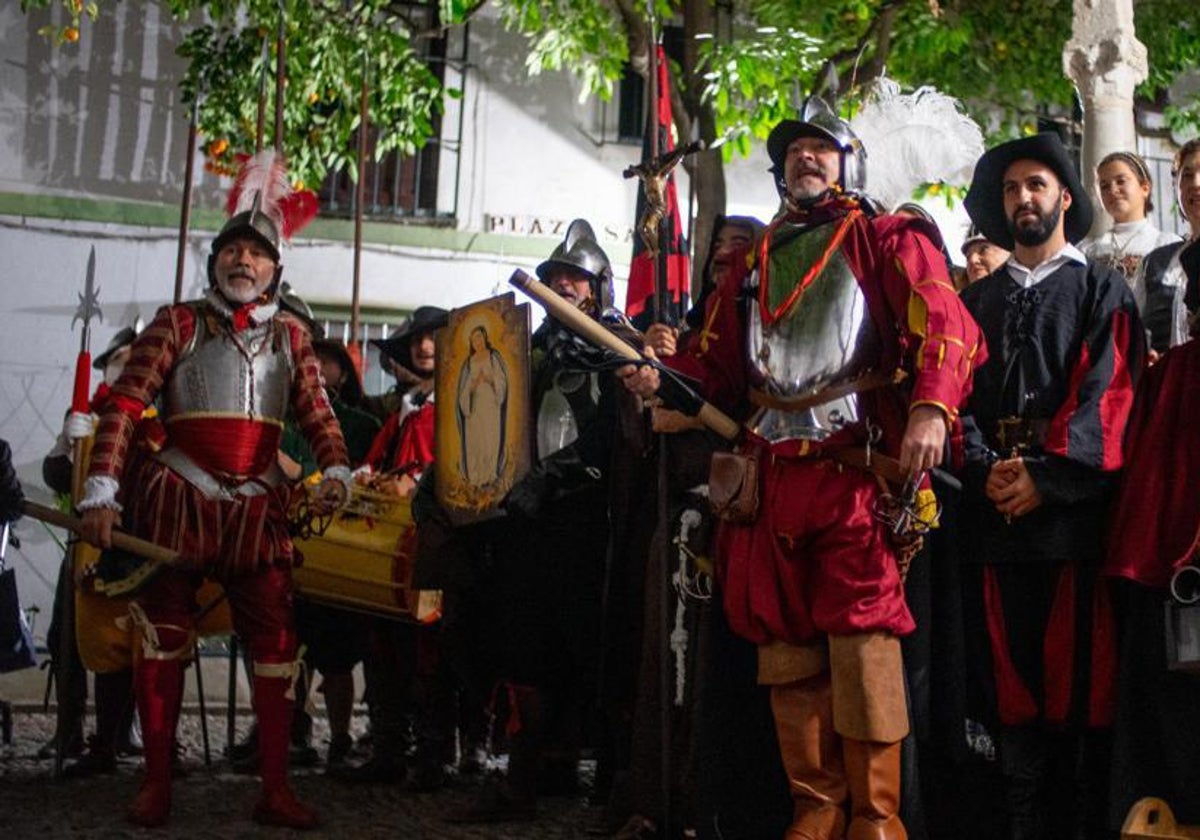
[1105,338,1200,589]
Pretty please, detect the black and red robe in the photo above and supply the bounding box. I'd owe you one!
[958,256,1144,729]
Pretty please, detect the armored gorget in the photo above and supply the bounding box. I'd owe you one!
[748,218,881,443]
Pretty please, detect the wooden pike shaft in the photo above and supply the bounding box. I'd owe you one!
[22,500,179,566]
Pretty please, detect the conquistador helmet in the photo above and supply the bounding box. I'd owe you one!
[766,95,867,200]
[536,219,615,311]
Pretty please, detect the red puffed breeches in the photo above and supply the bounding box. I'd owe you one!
[134,564,298,664]
[718,457,914,647]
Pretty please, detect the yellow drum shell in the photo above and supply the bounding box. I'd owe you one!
[293,487,441,623]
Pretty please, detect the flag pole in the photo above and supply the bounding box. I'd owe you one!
[643,6,672,836]
[347,52,369,378]
[646,29,664,325]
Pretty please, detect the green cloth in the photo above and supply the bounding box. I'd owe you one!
[282,399,383,477]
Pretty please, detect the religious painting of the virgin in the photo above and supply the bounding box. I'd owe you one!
[434,293,532,525]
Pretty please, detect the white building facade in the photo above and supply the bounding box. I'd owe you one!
[0,2,782,620]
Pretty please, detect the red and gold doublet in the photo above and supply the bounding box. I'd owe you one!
[89,300,348,578]
[667,199,985,646]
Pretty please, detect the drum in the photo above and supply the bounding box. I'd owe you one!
[292,486,442,623]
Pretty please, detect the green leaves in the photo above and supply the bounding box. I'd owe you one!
[698,24,823,159]
[169,1,444,187]
[496,0,628,101]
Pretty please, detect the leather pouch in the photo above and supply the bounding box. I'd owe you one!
[708,450,760,524]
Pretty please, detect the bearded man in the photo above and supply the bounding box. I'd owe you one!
[78,180,350,830]
[957,133,1145,840]
[621,97,984,840]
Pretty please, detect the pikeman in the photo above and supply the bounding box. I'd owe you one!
[620,96,985,840]
[77,151,350,830]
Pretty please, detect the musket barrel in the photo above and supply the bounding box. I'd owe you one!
[508,269,741,441]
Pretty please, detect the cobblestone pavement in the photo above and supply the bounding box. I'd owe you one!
[0,710,607,839]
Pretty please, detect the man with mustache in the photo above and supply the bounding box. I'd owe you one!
[449,220,622,823]
[621,97,985,840]
[957,133,1145,840]
[77,184,350,830]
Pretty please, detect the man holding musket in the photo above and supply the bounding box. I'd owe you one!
[621,97,984,840]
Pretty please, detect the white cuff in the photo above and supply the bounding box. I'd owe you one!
[77,475,123,512]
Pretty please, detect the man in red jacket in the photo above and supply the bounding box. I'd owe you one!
[79,204,350,830]
[621,96,984,840]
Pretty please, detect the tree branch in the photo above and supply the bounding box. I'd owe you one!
[814,0,904,96]
[386,0,489,41]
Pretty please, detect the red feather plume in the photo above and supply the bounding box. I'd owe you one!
[225,150,319,242]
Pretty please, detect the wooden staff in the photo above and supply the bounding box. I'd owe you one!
[274,1,286,152]
[351,53,369,355]
[174,100,199,305]
[22,501,180,566]
[56,250,100,777]
[255,35,269,154]
[509,269,740,440]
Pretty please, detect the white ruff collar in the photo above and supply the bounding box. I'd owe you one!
[204,288,279,326]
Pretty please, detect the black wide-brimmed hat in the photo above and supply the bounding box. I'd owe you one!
[370,306,449,374]
[312,339,364,405]
[93,326,138,370]
[964,133,1093,251]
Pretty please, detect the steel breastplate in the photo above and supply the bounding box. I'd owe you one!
[749,222,880,442]
[536,370,599,459]
[157,313,294,486]
[164,315,293,424]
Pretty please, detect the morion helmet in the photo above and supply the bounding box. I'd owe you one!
[536,219,615,311]
[207,151,318,300]
[767,95,867,200]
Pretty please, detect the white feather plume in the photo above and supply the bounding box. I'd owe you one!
[850,78,984,211]
[227,150,289,228]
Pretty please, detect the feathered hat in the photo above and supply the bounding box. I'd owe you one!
[211,150,319,264]
[848,78,984,212]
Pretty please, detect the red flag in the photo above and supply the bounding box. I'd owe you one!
[625,46,690,324]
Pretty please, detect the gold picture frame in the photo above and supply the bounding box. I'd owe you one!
[434,293,532,525]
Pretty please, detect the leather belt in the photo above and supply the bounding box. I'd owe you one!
[748,369,905,413]
[155,447,286,501]
[824,446,908,486]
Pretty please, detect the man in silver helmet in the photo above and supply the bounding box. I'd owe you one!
[621,97,985,840]
[77,181,349,830]
[449,220,625,823]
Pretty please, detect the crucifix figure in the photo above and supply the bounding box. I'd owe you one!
[623,139,704,259]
